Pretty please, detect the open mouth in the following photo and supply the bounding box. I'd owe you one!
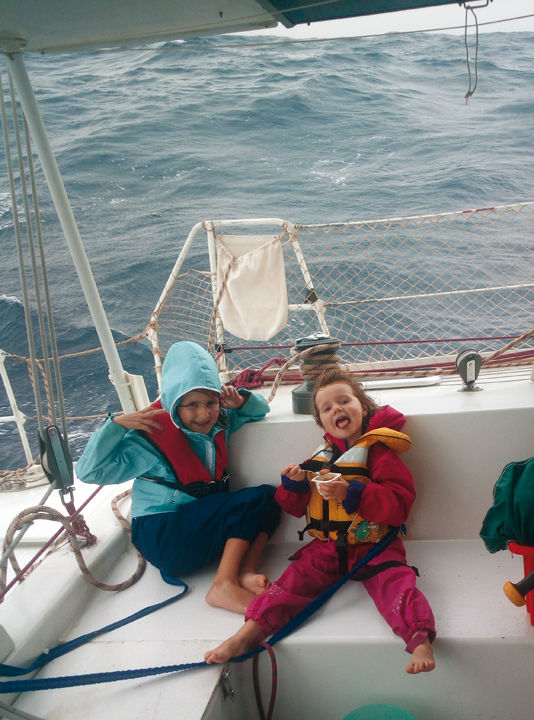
[335,415,350,430]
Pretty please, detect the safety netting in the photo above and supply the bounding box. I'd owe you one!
[146,202,534,387]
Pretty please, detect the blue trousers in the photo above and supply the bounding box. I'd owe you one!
[131,484,280,578]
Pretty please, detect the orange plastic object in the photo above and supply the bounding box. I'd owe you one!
[508,542,534,625]
[503,580,526,607]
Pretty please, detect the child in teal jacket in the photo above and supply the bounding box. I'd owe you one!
[76,341,280,614]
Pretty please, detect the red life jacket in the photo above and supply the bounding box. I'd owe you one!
[138,399,229,498]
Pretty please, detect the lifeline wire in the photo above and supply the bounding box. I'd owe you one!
[45,11,534,54]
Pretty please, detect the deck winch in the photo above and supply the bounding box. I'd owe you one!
[291,334,342,414]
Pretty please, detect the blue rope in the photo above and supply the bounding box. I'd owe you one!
[0,528,398,693]
[235,526,400,658]
[0,580,188,680]
[0,660,208,692]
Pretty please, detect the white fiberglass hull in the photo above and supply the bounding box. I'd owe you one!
[3,369,534,719]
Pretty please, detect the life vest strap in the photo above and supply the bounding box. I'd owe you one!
[336,530,350,574]
[139,472,230,498]
[298,517,352,541]
[300,459,329,473]
[297,525,415,579]
[331,464,371,479]
[349,560,419,582]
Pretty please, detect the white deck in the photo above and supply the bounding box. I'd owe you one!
[3,368,534,719]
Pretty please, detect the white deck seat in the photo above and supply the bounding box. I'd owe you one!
[10,534,531,720]
[7,371,534,719]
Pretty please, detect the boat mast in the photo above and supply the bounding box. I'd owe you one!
[3,46,138,413]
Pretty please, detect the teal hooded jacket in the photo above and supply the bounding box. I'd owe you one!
[76,341,269,517]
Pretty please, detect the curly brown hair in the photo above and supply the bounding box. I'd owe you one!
[312,368,378,433]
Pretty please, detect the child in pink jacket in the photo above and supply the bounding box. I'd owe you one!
[205,368,436,674]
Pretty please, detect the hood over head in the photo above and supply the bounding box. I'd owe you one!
[160,341,221,426]
[367,404,406,432]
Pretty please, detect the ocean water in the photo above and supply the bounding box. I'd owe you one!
[1,31,534,467]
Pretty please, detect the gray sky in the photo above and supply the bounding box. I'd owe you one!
[248,1,534,38]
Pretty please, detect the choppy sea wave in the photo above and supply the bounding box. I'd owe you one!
[1,31,533,467]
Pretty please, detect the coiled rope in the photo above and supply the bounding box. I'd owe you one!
[0,489,145,603]
[268,339,341,402]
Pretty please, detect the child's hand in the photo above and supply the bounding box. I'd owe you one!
[318,477,349,501]
[220,385,245,409]
[112,406,165,433]
[281,463,306,482]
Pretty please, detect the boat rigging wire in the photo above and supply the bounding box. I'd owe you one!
[22,114,69,439]
[0,66,108,574]
[5,72,51,435]
[211,11,534,49]
[0,72,44,433]
[32,11,534,55]
[1,66,71,444]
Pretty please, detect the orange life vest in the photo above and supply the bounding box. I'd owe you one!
[302,427,411,545]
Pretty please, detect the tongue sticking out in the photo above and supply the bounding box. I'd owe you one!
[336,416,349,429]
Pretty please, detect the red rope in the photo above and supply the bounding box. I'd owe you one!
[351,347,534,377]
[252,642,277,720]
[0,486,102,601]
[225,343,534,388]
[231,358,301,390]
[62,498,97,545]
[341,334,525,348]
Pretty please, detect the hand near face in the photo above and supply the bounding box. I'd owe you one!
[112,406,165,433]
[220,385,245,409]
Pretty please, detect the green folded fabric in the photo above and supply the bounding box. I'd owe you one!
[480,457,534,553]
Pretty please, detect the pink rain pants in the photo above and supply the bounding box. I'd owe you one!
[245,535,436,653]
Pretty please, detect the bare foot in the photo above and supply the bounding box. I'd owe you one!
[406,637,435,674]
[239,570,270,595]
[205,634,253,664]
[205,580,256,614]
[205,620,263,664]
